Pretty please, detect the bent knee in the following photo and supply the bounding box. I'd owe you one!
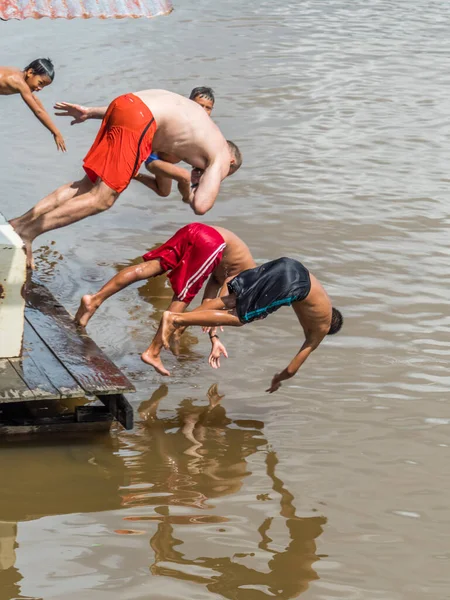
[93,190,119,212]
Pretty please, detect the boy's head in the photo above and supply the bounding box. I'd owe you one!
[327,307,343,335]
[227,140,243,176]
[190,140,242,187]
[189,86,215,115]
[24,58,55,92]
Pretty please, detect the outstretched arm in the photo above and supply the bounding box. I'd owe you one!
[266,330,327,393]
[14,79,66,151]
[54,101,107,124]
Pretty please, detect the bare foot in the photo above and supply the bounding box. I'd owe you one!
[161,311,177,350]
[9,221,35,269]
[75,294,99,327]
[170,327,184,356]
[141,349,170,376]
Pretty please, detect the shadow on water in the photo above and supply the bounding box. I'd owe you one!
[0,384,326,599]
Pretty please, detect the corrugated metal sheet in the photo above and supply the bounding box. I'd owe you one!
[0,0,173,20]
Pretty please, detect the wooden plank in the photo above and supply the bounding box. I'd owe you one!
[9,322,60,400]
[75,405,113,423]
[25,278,135,396]
[0,404,113,434]
[98,394,134,430]
[0,421,112,435]
[21,320,84,398]
[0,359,35,403]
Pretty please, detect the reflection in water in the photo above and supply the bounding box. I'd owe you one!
[130,384,326,598]
[0,384,326,599]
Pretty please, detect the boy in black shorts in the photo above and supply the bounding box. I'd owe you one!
[160,257,343,393]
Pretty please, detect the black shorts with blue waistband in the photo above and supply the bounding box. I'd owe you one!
[227,257,311,324]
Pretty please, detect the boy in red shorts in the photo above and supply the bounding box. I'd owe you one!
[75,223,255,376]
[9,89,242,268]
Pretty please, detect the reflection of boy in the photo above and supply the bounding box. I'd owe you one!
[0,58,65,151]
[160,258,344,392]
[75,223,255,376]
[134,87,216,201]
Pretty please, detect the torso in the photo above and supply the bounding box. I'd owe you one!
[293,273,332,336]
[212,226,256,284]
[133,89,229,170]
[0,67,23,95]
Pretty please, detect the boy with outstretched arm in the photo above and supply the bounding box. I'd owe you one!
[0,58,66,151]
[75,223,256,376]
[159,257,344,392]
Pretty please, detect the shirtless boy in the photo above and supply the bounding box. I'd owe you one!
[135,87,216,200]
[9,89,242,267]
[75,223,255,376]
[160,257,344,392]
[0,58,65,151]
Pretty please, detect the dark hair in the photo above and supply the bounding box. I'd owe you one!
[24,58,55,82]
[227,140,243,172]
[189,86,215,104]
[327,307,343,335]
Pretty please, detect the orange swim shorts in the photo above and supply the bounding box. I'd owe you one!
[83,93,157,193]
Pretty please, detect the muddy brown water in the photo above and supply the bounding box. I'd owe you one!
[1,1,450,598]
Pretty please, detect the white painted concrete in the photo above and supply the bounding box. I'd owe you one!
[0,213,26,358]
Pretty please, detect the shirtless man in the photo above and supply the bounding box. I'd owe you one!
[74,223,256,376]
[0,58,65,151]
[9,89,242,267]
[159,257,344,392]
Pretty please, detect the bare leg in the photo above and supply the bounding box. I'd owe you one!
[10,176,95,268]
[141,297,188,376]
[10,179,118,268]
[161,296,242,350]
[75,260,164,327]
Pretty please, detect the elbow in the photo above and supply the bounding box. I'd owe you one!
[192,205,209,216]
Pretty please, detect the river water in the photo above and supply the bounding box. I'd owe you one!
[1,1,450,598]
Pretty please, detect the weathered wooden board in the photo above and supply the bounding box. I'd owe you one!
[98,394,134,430]
[0,359,35,403]
[21,320,84,398]
[25,279,135,395]
[0,403,113,434]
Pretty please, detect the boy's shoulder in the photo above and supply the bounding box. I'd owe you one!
[0,66,24,91]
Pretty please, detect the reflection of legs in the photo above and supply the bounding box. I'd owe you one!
[10,178,118,267]
[75,259,165,327]
[141,295,188,376]
[161,294,242,350]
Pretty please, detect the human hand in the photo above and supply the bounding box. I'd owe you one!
[202,326,224,334]
[208,339,228,369]
[54,102,90,125]
[54,132,66,152]
[266,372,284,394]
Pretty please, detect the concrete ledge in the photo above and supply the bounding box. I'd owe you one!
[0,214,26,358]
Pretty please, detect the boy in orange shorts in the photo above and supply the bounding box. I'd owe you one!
[10,89,242,268]
[75,223,255,376]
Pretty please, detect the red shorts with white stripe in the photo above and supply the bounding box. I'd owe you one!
[142,223,226,304]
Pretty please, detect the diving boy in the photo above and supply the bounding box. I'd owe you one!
[159,257,344,392]
[75,223,256,376]
[0,58,66,151]
[9,89,242,268]
[135,87,216,199]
